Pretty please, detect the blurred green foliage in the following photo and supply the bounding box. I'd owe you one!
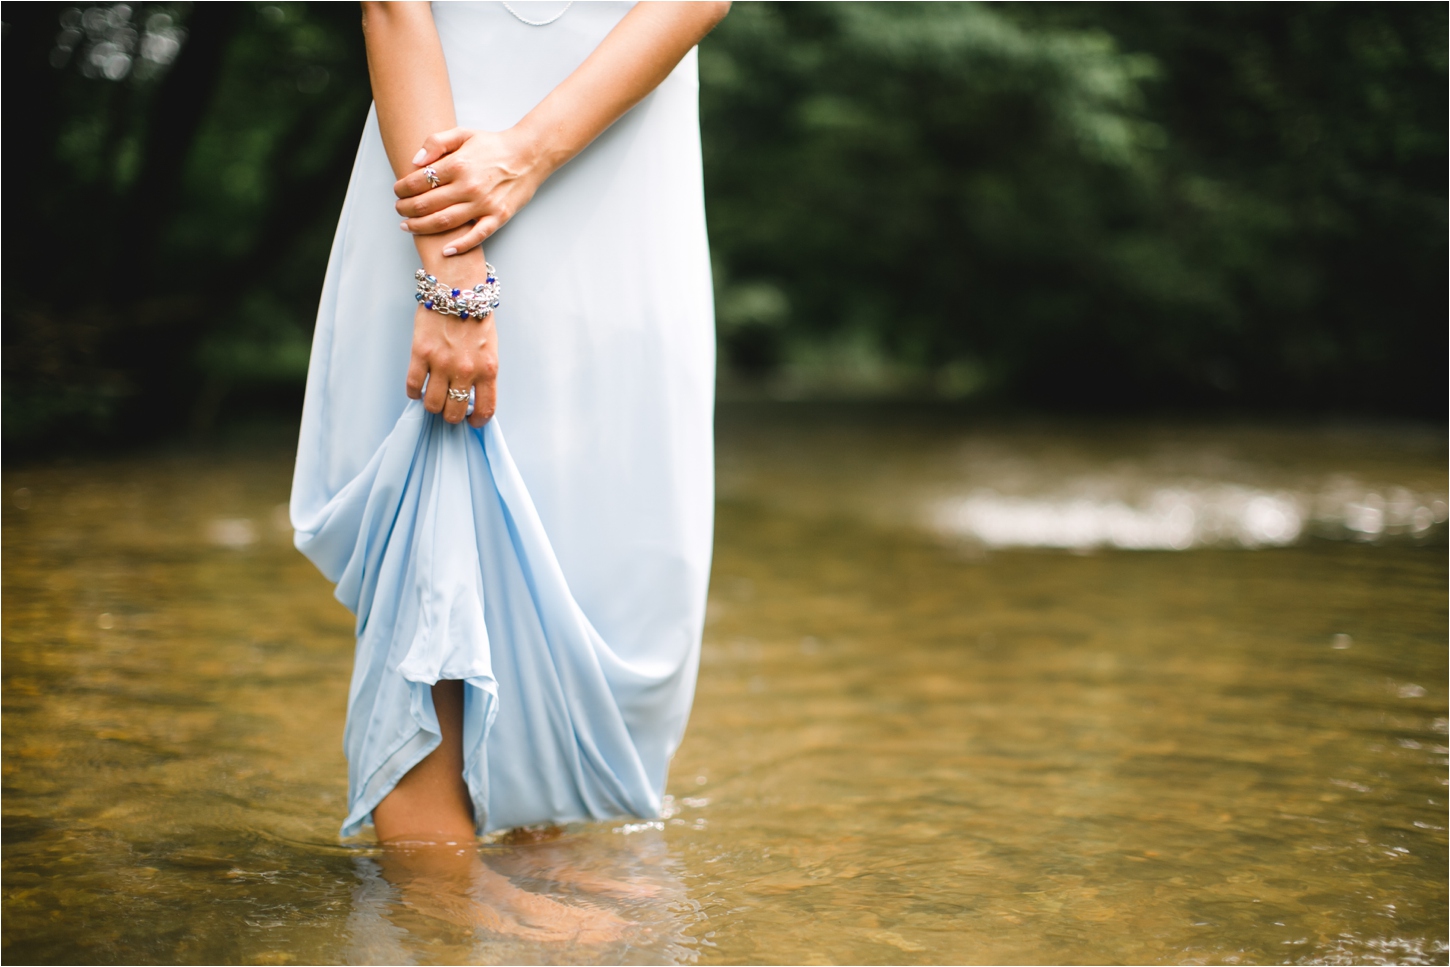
[2,3,1444,451]
[3,2,369,449]
[703,2,1447,409]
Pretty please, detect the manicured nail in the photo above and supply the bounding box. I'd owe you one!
[442,246,457,256]
[412,149,427,165]
[399,222,410,232]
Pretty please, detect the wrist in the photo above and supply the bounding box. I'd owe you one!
[415,265,500,322]
[417,238,487,283]
[506,116,564,182]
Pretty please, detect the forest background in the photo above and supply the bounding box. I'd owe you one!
[2,2,1444,452]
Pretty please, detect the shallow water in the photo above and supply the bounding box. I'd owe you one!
[4,408,1447,965]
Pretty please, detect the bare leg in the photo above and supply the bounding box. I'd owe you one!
[373,681,476,844]
[371,681,628,942]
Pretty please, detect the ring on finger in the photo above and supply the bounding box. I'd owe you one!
[446,387,470,403]
[424,166,441,189]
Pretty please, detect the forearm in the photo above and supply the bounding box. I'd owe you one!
[515,1,730,178]
[361,1,485,282]
[387,1,729,259]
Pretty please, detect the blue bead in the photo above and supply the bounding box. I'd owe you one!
[414,293,423,302]
[424,301,434,309]
[486,276,495,284]
[451,288,460,298]
[459,311,470,320]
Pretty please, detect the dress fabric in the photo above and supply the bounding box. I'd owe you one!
[289,0,715,837]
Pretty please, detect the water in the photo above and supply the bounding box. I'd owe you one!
[4,408,1446,965]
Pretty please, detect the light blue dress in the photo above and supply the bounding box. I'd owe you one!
[289,1,715,837]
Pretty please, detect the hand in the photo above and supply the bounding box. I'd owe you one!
[406,304,498,427]
[395,127,547,256]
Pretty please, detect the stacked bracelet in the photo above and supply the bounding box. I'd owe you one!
[414,264,501,321]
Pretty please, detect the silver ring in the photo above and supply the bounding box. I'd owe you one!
[424,166,441,189]
[446,388,470,403]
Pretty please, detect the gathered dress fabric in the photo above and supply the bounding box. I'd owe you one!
[289,1,715,837]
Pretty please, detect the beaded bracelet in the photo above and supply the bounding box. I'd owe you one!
[414,264,501,321]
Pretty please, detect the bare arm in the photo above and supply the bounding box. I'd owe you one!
[394,2,730,252]
[520,1,732,172]
[361,2,496,426]
[359,2,728,425]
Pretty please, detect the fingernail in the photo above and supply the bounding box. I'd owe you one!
[399,222,410,232]
[442,246,457,256]
[412,149,427,165]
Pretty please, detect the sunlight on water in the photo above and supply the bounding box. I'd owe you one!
[3,409,1446,965]
[930,479,1447,551]
[933,485,1303,550]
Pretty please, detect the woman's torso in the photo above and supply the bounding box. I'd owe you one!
[299,0,715,671]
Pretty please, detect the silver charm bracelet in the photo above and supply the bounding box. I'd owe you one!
[414,264,501,321]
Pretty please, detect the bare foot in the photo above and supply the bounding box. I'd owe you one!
[489,831,666,899]
[509,855,664,899]
[493,879,630,943]
[378,842,629,943]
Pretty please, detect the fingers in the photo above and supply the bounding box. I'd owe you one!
[406,354,427,400]
[422,366,449,415]
[394,161,450,200]
[468,326,500,427]
[441,379,472,424]
[467,374,497,428]
[400,203,479,236]
[413,304,496,425]
[420,361,484,425]
[411,127,471,167]
[396,181,469,218]
[444,218,497,256]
